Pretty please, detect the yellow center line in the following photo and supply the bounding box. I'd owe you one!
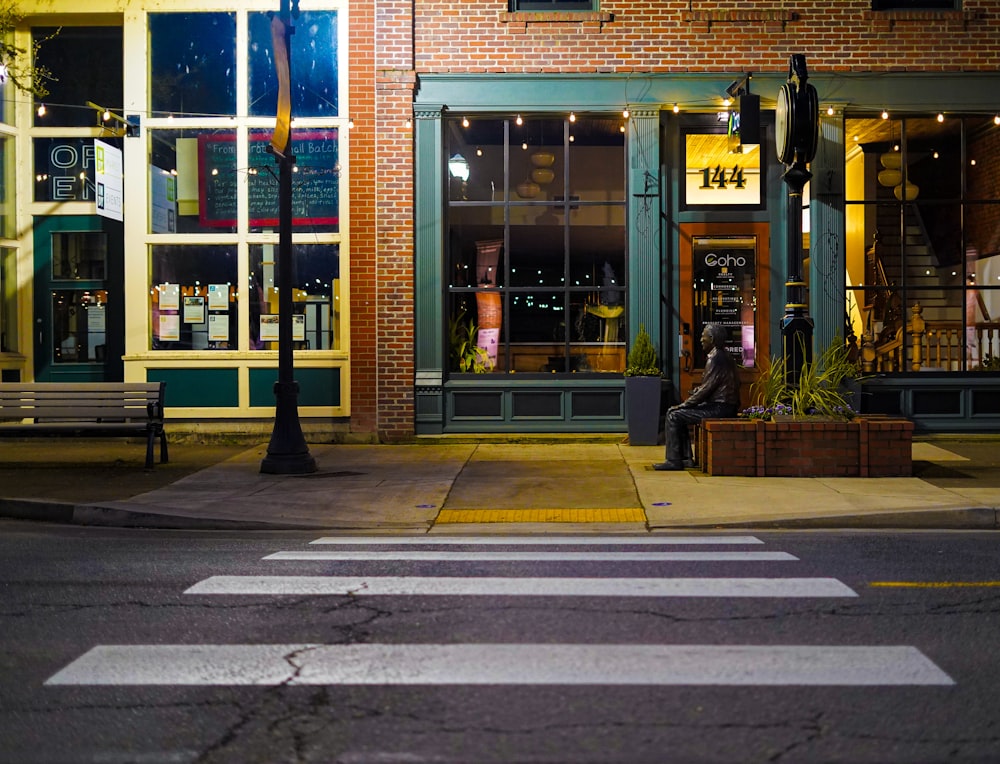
[870,581,1000,588]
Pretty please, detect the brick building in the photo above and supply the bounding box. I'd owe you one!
[2,1,999,441]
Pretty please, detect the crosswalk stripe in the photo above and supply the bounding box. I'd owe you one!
[309,535,765,546]
[45,644,953,687]
[263,550,798,562]
[185,576,856,598]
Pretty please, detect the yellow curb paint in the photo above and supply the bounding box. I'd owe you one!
[870,581,1000,588]
[435,508,647,524]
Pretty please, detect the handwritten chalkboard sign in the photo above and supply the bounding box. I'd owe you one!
[198,130,339,228]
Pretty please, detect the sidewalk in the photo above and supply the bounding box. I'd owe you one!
[1,435,998,532]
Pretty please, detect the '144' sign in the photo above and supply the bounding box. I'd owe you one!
[700,164,746,190]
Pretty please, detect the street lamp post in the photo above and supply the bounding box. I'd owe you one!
[260,0,316,475]
[775,54,819,388]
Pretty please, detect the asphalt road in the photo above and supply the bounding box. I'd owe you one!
[2,521,999,763]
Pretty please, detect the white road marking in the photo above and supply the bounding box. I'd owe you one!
[45,644,953,686]
[309,536,765,545]
[263,551,798,562]
[185,575,856,598]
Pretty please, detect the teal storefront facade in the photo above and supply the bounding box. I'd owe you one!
[412,71,1000,435]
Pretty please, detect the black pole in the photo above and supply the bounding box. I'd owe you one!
[781,161,813,387]
[261,0,316,475]
[778,54,817,389]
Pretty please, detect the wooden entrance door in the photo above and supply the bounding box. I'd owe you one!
[678,222,770,410]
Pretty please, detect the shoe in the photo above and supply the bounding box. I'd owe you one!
[652,461,685,471]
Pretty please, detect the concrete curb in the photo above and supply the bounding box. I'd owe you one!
[3,497,998,532]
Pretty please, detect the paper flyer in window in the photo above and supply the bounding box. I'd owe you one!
[208,313,229,342]
[260,314,279,341]
[208,284,229,311]
[159,283,180,311]
[293,314,305,342]
[159,313,180,342]
[183,296,205,324]
[86,305,106,333]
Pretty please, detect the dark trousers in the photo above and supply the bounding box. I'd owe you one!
[665,403,738,464]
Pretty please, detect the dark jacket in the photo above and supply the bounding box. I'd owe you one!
[682,347,740,409]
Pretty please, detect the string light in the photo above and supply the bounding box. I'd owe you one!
[462,116,469,127]
[568,112,576,122]
[672,104,680,114]
[622,108,629,119]
[994,115,1000,125]
[36,103,46,117]
[515,114,523,125]
[937,112,944,122]
[882,109,889,119]
[827,105,835,116]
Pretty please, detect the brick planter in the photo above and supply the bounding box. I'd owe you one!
[700,417,913,477]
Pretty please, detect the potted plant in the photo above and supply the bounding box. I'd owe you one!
[623,323,662,446]
[745,335,861,420]
[449,310,490,373]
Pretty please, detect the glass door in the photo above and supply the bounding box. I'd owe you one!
[33,216,124,382]
[678,222,770,409]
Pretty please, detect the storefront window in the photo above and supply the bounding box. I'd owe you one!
[149,13,236,118]
[51,289,107,363]
[0,134,12,238]
[447,115,627,375]
[248,11,339,118]
[148,129,238,235]
[0,248,15,353]
[34,137,123,205]
[845,114,1000,372]
[150,245,239,350]
[247,128,340,234]
[32,27,121,127]
[249,244,340,350]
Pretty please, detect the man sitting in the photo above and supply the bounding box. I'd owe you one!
[653,323,740,471]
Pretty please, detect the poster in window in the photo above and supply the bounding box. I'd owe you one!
[183,296,205,324]
[208,313,229,342]
[159,283,180,311]
[260,314,279,342]
[208,284,229,311]
[159,313,180,342]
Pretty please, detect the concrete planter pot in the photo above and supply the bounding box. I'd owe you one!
[699,417,913,477]
[625,376,662,446]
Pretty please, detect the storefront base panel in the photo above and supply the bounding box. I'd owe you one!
[861,376,1000,433]
[426,379,630,435]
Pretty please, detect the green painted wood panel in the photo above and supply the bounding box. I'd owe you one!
[147,368,239,408]
[249,367,341,408]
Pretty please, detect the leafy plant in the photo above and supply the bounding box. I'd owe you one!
[0,2,57,98]
[623,323,661,377]
[745,335,862,420]
[449,309,490,373]
[977,354,1000,371]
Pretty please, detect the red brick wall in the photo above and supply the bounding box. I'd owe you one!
[411,2,1000,73]
[349,2,377,435]
[373,1,416,440]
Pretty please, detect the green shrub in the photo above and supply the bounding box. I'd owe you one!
[624,324,661,377]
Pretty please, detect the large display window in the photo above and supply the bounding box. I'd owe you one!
[446,115,627,375]
[845,114,1000,372]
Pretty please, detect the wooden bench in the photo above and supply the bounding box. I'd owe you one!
[0,382,167,469]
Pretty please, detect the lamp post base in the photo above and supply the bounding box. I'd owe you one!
[260,381,317,475]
